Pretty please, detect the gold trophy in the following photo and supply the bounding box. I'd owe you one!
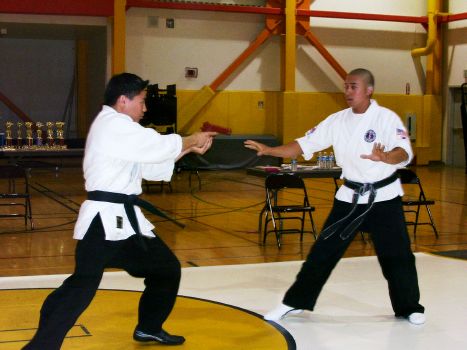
[36,122,44,147]
[46,122,54,147]
[5,121,13,148]
[25,122,34,148]
[17,122,23,148]
[55,122,66,148]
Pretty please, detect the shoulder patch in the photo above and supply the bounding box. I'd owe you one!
[396,128,408,139]
[305,126,317,136]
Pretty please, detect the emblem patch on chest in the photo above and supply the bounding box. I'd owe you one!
[364,129,376,142]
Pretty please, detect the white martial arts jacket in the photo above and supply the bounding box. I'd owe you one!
[74,105,182,241]
[296,100,413,204]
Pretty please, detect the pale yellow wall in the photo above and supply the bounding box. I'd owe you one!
[125,6,430,95]
[177,90,281,136]
[281,92,347,144]
[374,94,442,164]
[178,90,441,164]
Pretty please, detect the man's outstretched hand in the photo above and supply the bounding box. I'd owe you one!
[360,142,387,162]
[360,143,408,164]
[244,140,269,156]
[191,136,213,155]
[179,131,217,160]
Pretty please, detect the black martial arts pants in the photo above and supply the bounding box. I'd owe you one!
[23,214,181,350]
[283,196,425,317]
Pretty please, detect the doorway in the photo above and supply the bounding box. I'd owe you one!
[447,86,466,168]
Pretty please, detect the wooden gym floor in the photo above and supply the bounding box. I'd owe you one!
[0,161,465,277]
[0,161,466,349]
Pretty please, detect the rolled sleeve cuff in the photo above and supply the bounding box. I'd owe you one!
[296,137,314,161]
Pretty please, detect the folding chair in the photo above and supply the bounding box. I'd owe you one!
[397,168,438,239]
[143,179,173,193]
[0,164,34,229]
[261,173,316,248]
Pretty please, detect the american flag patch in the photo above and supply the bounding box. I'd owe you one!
[396,128,408,139]
[306,126,317,136]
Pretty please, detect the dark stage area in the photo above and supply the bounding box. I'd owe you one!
[178,134,281,170]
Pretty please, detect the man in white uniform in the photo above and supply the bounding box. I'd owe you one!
[23,73,216,349]
[244,68,425,325]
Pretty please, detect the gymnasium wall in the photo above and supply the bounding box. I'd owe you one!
[125,1,428,94]
[177,90,438,164]
[124,0,462,164]
[0,0,466,164]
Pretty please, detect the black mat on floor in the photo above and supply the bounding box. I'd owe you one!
[432,250,467,260]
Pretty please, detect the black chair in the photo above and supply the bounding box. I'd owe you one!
[175,156,202,190]
[0,164,34,230]
[397,168,438,239]
[141,84,177,135]
[261,173,316,248]
[143,179,173,193]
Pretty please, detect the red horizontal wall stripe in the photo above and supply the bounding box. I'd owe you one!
[297,9,427,24]
[0,0,114,17]
[128,0,282,15]
[1,0,464,24]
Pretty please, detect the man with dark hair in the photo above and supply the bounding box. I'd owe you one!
[245,68,425,325]
[23,72,216,349]
[103,72,150,105]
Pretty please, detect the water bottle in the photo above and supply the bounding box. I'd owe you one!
[322,152,328,169]
[290,158,298,172]
[328,152,335,168]
[317,152,323,168]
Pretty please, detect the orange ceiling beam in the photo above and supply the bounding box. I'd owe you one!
[209,26,279,91]
[302,31,347,80]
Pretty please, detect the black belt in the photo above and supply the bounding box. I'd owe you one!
[320,172,399,241]
[87,191,185,248]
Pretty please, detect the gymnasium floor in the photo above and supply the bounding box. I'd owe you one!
[0,164,466,349]
[1,253,467,349]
